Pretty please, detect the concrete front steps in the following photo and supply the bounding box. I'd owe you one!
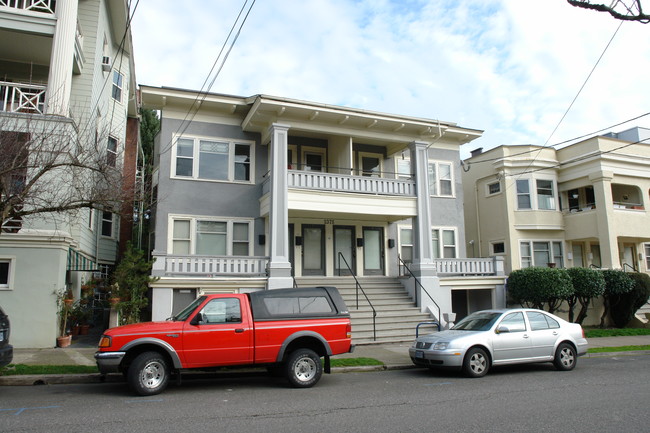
[294,276,438,345]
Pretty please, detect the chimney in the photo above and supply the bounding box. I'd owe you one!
[470,147,483,157]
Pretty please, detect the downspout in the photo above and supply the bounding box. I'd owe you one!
[474,179,482,257]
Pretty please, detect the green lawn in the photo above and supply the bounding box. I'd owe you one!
[584,328,650,338]
[587,345,650,353]
[0,364,99,376]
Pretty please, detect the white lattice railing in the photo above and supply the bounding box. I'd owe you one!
[154,254,269,277]
[433,258,496,276]
[288,170,415,196]
[0,0,55,13]
[0,81,46,114]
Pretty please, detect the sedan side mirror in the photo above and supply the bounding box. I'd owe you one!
[496,325,510,334]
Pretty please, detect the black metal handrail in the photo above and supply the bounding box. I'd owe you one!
[398,255,441,331]
[622,262,637,272]
[338,252,376,341]
[589,263,601,269]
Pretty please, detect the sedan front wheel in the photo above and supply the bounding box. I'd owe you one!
[463,347,489,378]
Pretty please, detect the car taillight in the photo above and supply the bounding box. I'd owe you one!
[346,323,352,339]
[98,335,112,348]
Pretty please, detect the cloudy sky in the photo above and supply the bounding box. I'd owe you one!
[130,0,650,157]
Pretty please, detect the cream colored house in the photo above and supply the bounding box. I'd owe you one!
[463,127,650,276]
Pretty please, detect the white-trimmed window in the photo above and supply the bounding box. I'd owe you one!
[396,158,411,180]
[432,228,457,258]
[0,257,15,290]
[516,179,531,209]
[520,240,564,268]
[491,241,505,255]
[170,217,252,256]
[173,136,253,183]
[107,136,118,167]
[487,181,501,196]
[645,244,650,270]
[111,71,123,102]
[428,161,453,197]
[399,227,413,263]
[101,211,114,238]
[536,179,556,210]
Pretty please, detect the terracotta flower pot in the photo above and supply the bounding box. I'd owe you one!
[56,335,72,348]
[109,297,120,305]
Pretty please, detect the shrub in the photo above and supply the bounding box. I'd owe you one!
[112,242,157,325]
[609,273,650,328]
[600,270,634,328]
[565,267,605,324]
[507,267,573,313]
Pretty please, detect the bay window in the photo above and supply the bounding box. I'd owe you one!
[428,161,454,197]
[173,136,253,182]
[536,179,556,210]
[171,217,252,256]
[516,179,531,209]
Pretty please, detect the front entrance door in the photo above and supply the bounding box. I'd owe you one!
[302,224,325,275]
[334,226,356,275]
[288,224,295,276]
[622,244,636,270]
[363,227,384,275]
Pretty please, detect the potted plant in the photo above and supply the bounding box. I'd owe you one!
[56,288,73,348]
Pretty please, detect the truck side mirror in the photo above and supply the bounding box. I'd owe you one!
[190,313,204,326]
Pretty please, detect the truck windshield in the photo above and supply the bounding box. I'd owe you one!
[172,296,206,321]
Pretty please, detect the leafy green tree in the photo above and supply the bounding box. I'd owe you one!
[135,108,160,251]
[565,267,605,324]
[600,270,634,328]
[112,241,156,325]
[507,267,573,313]
[609,272,650,328]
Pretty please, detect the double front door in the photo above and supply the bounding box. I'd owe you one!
[296,224,384,276]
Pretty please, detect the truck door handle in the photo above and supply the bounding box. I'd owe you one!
[235,328,245,333]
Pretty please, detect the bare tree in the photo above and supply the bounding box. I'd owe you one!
[0,113,134,233]
[567,0,650,23]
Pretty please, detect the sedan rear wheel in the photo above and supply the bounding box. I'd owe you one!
[463,347,489,378]
[553,343,577,371]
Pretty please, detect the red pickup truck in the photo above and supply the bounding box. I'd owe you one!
[95,287,353,395]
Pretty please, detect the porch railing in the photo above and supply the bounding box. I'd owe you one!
[432,258,495,276]
[0,81,47,114]
[155,254,269,277]
[0,0,55,13]
[288,170,415,196]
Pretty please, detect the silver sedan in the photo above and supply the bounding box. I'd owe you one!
[409,308,588,377]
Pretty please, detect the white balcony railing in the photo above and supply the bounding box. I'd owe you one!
[433,258,496,276]
[288,170,415,196]
[0,81,46,114]
[154,254,269,277]
[0,0,55,13]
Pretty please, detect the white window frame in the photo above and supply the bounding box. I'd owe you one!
[172,135,255,184]
[358,151,384,177]
[516,179,532,209]
[487,181,501,196]
[301,146,327,172]
[168,215,254,256]
[645,244,650,271]
[111,70,123,103]
[398,226,413,263]
[396,158,412,180]
[536,178,556,210]
[428,161,454,197]
[101,211,114,238]
[432,227,458,258]
[107,135,118,167]
[0,256,16,290]
[516,177,558,211]
[519,240,564,268]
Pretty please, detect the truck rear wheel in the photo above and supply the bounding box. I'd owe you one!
[285,348,322,388]
[127,351,170,396]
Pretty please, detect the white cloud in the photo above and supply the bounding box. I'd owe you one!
[131,0,650,156]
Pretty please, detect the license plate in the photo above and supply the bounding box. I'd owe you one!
[415,350,424,359]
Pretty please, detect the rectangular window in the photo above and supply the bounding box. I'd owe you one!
[173,136,253,183]
[432,228,457,258]
[488,181,501,195]
[397,159,411,180]
[645,244,650,270]
[516,179,531,209]
[537,179,555,210]
[0,259,10,288]
[428,161,454,197]
[111,71,123,102]
[107,136,118,167]
[400,227,413,263]
[170,217,252,256]
[492,242,505,254]
[520,241,563,268]
[101,211,113,237]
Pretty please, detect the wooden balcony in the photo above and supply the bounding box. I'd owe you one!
[152,254,269,277]
[0,81,46,114]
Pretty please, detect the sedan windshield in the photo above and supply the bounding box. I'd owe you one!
[452,312,501,331]
[172,296,206,321]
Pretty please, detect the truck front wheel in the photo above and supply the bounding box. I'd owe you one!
[127,351,170,396]
[285,348,322,388]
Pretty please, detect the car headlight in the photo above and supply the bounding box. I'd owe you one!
[433,342,449,350]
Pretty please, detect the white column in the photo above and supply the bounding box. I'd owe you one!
[46,0,78,116]
[267,123,294,289]
[590,171,620,269]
